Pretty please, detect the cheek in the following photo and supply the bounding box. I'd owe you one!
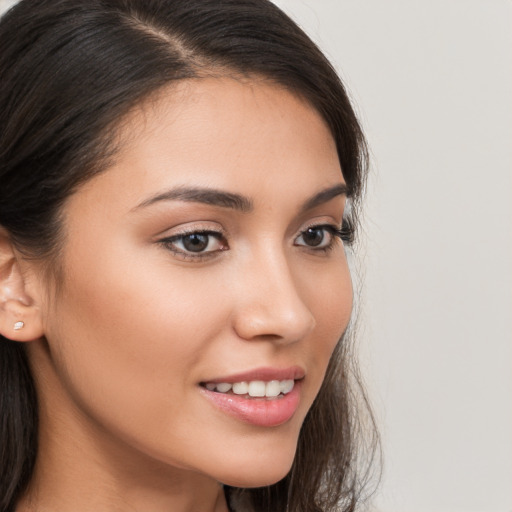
[51,248,224,385]
[43,258,248,479]
[308,256,353,331]
[301,256,353,387]
[45,244,227,440]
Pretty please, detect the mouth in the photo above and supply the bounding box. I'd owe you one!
[199,367,304,427]
[200,379,295,399]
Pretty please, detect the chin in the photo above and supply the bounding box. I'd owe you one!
[216,450,296,488]
[221,471,291,489]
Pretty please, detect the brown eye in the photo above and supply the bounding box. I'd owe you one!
[161,230,227,257]
[295,225,340,250]
[301,227,325,247]
[181,233,210,252]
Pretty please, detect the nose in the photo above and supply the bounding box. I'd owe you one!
[231,250,316,344]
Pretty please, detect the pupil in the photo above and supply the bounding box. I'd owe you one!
[304,228,324,246]
[183,233,209,252]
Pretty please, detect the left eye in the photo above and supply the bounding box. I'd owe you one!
[161,231,226,254]
[295,225,339,249]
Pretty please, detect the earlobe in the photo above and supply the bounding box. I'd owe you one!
[0,228,44,342]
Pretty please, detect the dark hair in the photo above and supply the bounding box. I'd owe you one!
[0,1,378,511]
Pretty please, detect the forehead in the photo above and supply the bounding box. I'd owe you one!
[73,77,343,213]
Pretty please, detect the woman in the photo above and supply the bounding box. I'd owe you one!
[0,1,377,511]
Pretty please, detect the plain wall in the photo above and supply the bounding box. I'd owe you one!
[1,1,511,511]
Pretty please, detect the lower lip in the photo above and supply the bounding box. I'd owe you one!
[200,381,301,427]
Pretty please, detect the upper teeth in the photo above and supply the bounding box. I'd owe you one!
[205,379,294,397]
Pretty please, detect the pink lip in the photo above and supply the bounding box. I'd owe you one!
[200,380,302,427]
[201,365,305,384]
[199,366,304,427]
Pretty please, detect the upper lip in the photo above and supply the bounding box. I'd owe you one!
[201,366,305,384]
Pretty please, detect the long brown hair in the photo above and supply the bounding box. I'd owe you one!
[0,1,378,510]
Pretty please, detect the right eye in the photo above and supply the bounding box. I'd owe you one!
[159,230,228,259]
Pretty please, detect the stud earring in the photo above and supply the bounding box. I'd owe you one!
[14,321,24,330]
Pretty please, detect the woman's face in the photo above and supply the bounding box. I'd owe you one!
[34,77,352,488]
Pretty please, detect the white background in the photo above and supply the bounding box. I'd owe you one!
[1,1,511,511]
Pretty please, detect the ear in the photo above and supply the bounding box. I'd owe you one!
[0,228,44,342]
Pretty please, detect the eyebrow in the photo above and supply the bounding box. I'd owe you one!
[133,183,347,213]
[134,186,253,213]
[298,183,348,214]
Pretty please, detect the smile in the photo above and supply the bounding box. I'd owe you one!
[200,370,303,427]
[203,379,295,398]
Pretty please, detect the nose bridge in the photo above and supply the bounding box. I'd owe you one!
[232,241,316,343]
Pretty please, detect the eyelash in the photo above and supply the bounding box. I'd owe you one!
[298,219,355,251]
[159,220,355,261]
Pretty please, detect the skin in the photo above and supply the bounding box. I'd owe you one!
[11,77,353,512]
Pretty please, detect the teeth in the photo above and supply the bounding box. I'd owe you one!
[280,379,294,394]
[248,381,266,397]
[232,382,249,394]
[216,382,232,393]
[266,380,281,397]
[205,379,295,397]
